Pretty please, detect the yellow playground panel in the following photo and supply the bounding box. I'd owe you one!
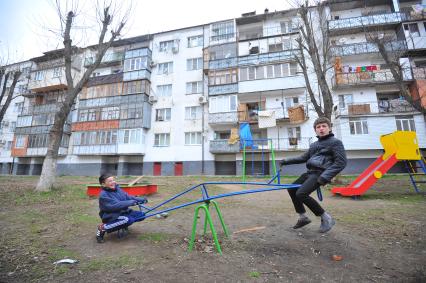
[380,131,421,161]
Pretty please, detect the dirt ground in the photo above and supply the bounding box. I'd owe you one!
[0,175,425,282]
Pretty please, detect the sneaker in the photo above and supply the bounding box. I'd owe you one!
[319,216,335,233]
[96,224,106,243]
[293,217,312,229]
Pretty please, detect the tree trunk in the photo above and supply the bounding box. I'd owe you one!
[0,71,21,124]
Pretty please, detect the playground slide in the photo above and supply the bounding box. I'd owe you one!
[332,154,398,196]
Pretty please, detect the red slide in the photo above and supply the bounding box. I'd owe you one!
[332,154,398,197]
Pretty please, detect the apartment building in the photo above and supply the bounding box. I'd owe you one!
[1,0,425,176]
[327,0,426,170]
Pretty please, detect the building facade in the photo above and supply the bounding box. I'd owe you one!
[0,0,425,176]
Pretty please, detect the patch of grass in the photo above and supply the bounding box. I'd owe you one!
[137,232,168,242]
[48,247,79,262]
[249,271,260,278]
[83,255,144,271]
[68,212,99,225]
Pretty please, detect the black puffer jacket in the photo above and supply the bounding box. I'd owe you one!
[281,133,347,184]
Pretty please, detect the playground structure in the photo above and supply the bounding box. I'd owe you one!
[241,138,277,182]
[332,131,426,197]
[116,171,299,254]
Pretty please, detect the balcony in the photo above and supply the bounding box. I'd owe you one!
[238,50,299,67]
[123,69,151,81]
[330,41,407,57]
[412,67,426,80]
[84,52,124,67]
[26,147,68,157]
[208,83,238,95]
[209,139,240,153]
[406,36,426,51]
[20,103,60,115]
[335,100,417,117]
[332,69,396,89]
[87,73,123,87]
[270,137,313,151]
[328,12,404,36]
[237,24,298,41]
[72,144,117,155]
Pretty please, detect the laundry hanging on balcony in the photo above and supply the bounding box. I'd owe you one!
[239,122,254,148]
[257,110,276,128]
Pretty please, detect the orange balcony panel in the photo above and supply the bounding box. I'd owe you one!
[11,136,28,157]
[409,79,426,108]
[72,120,120,131]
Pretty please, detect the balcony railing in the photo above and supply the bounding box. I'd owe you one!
[238,50,299,67]
[412,67,426,80]
[208,83,238,95]
[73,144,117,155]
[328,12,404,33]
[208,111,239,124]
[331,41,407,57]
[332,69,395,88]
[335,100,417,117]
[84,52,124,67]
[20,104,60,115]
[209,139,240,153]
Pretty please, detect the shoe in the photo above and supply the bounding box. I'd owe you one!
[319,216,335,233]
[293,217,312,229]
[96,224,106,243]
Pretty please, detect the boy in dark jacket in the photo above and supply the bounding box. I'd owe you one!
[280,117,347,233]
[96,173,147,243]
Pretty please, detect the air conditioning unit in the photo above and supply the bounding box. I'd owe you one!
[172,46,179,54]
[149,95,157,103]
[149,61,156,68]
[198,96,208,104]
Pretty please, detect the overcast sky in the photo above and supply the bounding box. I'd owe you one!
[0,0,294,64]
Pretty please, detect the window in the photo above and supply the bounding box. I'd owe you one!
[269,43,283,52]
[121,106,143,119]
[185,132,202,145]
[285,97,299,111]
[124,57,147,72]
[187,35,203,47]
[28,134,48,148]
[17,116,32,127]
[209,95,237,113]
[34,71,44,81]
[187,58,203,71]
[18,85,28,94]
[404,23,420,37]
[14,102,24,113]
[158,62,173,74]
[101,106,119,120]
[208,69,237,85]
[211,21,235,42]
[52,67,62,78]
[159,40,174,52]
[349,118,369,135]
[186,81,203,94]
[92,72,101,77]
[9,122,16,132]
[288,127,301,145]
[123,80,149,95]
[21,67,31,75]
[119,129,143,144]
[154,133,170,146]
[185,106,201,120]
[156,84,172,97]
[395,116,415,131]
[155,108,171,121]
[338,94,353,109]
[280,21,292,33]
[15,136,26,148]
[79,109,88,122]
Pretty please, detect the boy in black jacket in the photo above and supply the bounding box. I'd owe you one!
[280,117,347,233]
[96,173,147,243]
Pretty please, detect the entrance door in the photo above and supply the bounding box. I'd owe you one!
[174,162,183,176]
[153,162,161,176]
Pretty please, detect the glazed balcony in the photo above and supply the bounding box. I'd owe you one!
[208,57,238,70]
[330,41,407,57]
[328,12,404,36]
[238,50,299,67]
[84,52,124,67]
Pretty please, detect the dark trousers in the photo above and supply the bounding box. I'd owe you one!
[103,210,145,233]
[288,172,325,216]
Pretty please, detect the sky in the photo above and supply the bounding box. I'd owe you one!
[0,0,295,64]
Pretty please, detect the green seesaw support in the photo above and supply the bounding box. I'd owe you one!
[188,200,229,255]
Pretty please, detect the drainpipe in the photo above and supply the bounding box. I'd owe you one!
[201,25,206,175]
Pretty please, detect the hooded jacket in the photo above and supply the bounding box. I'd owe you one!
[99,184,144,222]
[281,133,347,184]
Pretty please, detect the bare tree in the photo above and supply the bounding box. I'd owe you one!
[0,67,22,124]
[367,32,426,114]
[293,0,334,120]
[35,2,128,191]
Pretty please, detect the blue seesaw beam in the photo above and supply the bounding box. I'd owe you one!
[135,171,301,220]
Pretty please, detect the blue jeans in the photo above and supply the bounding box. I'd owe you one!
[103,210,145,233]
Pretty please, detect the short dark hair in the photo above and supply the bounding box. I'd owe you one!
[313,117,332,129]
[99,173,113,185]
